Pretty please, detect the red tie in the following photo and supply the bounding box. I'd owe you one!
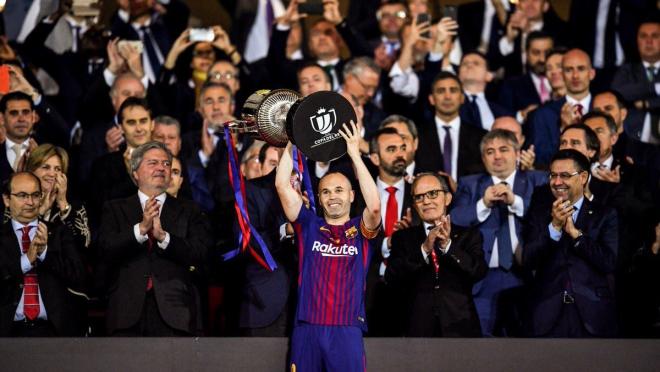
[21,226,40,320]
[384,186,398,237]
[575,103,584,117]
[145,232,155,291]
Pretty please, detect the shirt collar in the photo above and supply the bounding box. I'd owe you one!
[377,176,405,191]
[593,154,614,170]
[464,91,485,100]
[137,190,167,208]
[491,169,516,186]
[565,94,591,109]
[11,218,39,232]
[435,115,460,130]
[642,61,660,70]
[318,58,340,67]
[5,137,30,149]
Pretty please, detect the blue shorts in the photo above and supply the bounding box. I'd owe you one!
[290,324,365,372]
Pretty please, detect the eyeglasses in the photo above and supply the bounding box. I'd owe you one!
[209,71,236,81]
[412,189,446,203]
[548,171,581,181]
[351,74,378,93]
[10,192,43,201]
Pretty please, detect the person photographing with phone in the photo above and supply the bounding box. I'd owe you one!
[275,121,381,371]
[385,172,487,337]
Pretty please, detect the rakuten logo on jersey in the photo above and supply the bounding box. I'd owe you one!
[312,241,358,257]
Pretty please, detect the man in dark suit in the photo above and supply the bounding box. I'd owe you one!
[365,127,415,336]
[522,149,618,337]
[386,172,487,337]
[98,141,211,336]
[415,72,487,181]
[611,20,660,145]
[451,129,547,336]
[0,172,83,336]
[87,97,154,228]
[457,0,509,55]
[458,51,512,130]
[498,31,555,119]
[527,49,596,168]
[239,150,295,336]
[0,92,38,187]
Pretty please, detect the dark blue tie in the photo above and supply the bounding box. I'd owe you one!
[140,26,162,78]
[442,126,452,176]
[469,95,483,128]
[496,183,513,270]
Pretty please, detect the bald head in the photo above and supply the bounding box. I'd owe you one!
[492,116,524,146]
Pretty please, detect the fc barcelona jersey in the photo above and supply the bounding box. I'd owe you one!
[293,206,378,331]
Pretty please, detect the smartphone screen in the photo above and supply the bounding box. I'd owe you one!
[299,0,324,15]
[442,5,458,21]
[416,13,431,38]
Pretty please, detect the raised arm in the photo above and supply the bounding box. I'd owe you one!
[275,142,303,222]
[339,121,381,230]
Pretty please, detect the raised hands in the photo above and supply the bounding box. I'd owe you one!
[423,215,452,254]
[338,120,361,160]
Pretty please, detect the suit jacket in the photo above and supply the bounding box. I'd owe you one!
[457,1,505,55]
[611,62,660,140]
[97,194,212,334]
[0,221,84,336]
[415,119,487,178]
[0,142,13,190]
[459,94,512,130]
[522,197,618,336]
[498,73,542,115]
[385,224,487,337]
[451,171,548,269]
[239,171,293,329]
[526,97,569,167]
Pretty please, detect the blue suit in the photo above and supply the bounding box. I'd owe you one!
[450,170,547,336]
[525,98,566,168]
[522,197,619,337]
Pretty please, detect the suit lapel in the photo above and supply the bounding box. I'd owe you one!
[120,195,143,226]
[574,198,593,231]
[525,74,541,102]
[159,196,181,232]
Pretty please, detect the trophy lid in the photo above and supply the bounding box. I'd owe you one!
[286,91,357,162]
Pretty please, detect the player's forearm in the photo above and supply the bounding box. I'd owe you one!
[352,153,380,218]
[275,143,302,221]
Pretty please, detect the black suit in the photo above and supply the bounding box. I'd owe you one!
[457,1,505,55]
[385,224,487,337]
[522,197,618,337]
[498,73,543,115]
[611,62,660,142]
[97,194,212,335]
[0,142,13,190]
[0,221,84,336]
[415,119,487,178]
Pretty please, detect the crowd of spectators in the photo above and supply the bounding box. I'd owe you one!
[0,0,658,339]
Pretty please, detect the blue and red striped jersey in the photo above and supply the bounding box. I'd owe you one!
[293,205,377,331]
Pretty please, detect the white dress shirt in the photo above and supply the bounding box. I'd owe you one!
[12,219,48,321]
[435,116,461,181]
[465,91,495,130]
[565,94,592,114]
[480,0,511,53]
[133,191,170,249]
[475,171,524,268]
[244,0,286,63]
[389,61,420,102]
[593,0,624,69]
[591,154,614,173]
[5,138,30,172]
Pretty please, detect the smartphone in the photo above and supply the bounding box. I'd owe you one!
[117,40,144,54]
[416,13,431,38]
[72,0,101,18]
[0,65,10,95]
[189,28,215,42]
[442,5,458,21]
[299,0,324,15]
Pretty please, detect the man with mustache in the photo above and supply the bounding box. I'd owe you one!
[366,127,415,336]
[522,149,618,337]
[97,141,212,336]
[450,129,547,336]
[0,92,37,188]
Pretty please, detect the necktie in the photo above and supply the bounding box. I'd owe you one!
[145,232,155,291]
[575,103,584,117]
[539,76,550,103]
[496,184,513,270]
[646,66,657,82]
[21,226,40,320]
[384,186,398,237]
[442,126,453,176]
[265,0,275,37]
[11,143,22,171]
[140,26,163,79]
[71,25,81,53]
[321,64,336,89]
[603,0,618,68]
[469,95,483,128]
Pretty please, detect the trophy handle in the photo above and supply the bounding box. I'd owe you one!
[224,120,259,134]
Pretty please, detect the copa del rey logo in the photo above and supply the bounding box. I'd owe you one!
[310,107,336,135]
[312,241,358,257]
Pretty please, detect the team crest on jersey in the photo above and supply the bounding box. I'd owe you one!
[345,225,358,239]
